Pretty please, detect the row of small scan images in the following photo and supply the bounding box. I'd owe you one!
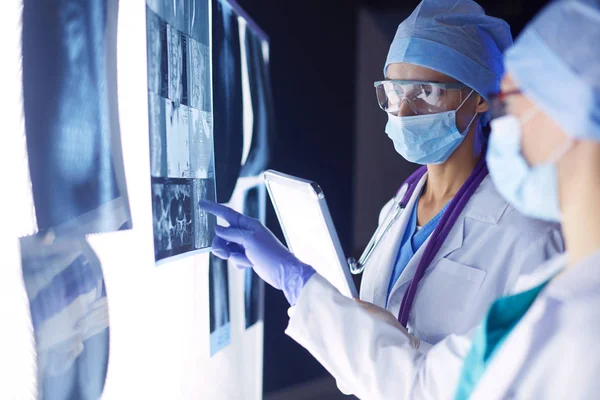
[148,92,214,180]
[146,0,210,44]
[147,6,212,112]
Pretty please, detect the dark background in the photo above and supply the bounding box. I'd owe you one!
[233,0,551,394]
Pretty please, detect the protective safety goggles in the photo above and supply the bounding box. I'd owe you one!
[374,80,468,115]
[488,89,522,120]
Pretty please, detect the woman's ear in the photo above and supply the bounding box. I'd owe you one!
[475,94,489,113]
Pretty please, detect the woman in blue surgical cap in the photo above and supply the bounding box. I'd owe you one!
[202,0,563,356]
[285,0,600,398]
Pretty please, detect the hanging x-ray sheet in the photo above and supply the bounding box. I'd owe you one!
[20,235,110,400]
[242,183,266,329]
[146,0,216,263]
[21,0,131,237]
[212,0,244,203]
[19,1,128,397]
[239,17,274,178]
[209,253,231,356]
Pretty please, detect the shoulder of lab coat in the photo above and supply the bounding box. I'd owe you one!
[470,177,565,295]
[286,274,473,399]
[472,252,600,399]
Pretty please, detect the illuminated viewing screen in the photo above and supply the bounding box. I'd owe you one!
[265,173,357,298]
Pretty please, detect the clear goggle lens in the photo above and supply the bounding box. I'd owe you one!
[374,80,467,115]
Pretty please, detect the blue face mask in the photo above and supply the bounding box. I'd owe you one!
[385,90,477,165]
[487,112,572,223]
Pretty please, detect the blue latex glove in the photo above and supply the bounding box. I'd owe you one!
[199,200,316,306]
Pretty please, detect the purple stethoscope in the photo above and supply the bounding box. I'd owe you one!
[347,156,488,327]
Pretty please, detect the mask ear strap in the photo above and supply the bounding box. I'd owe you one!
[457,90,478,135]
[456,89,475,111]
[462,110,479,135]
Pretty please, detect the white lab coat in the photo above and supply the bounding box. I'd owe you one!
[360,173,564,345]
[286,252,600,399]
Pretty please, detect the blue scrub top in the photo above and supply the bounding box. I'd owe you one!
[386,196,448,299]
[454,280,551,400]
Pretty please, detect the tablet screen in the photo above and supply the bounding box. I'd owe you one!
[264,171,357,298]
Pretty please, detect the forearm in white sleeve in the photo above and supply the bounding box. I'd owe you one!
[286,274,471,399]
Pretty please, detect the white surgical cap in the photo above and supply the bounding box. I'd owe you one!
[385,0,513,124]
[505,0,600,141]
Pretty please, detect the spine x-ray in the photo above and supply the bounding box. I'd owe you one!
[22,0,131,237]
[20,0,130,398]
[146,0,217,263]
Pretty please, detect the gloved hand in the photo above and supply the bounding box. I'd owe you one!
[199,200,316,306]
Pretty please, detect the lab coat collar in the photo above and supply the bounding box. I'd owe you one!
[462,176,509,225]
[363,173,509,306]
[368,174,429,307]
[390,175,506,293]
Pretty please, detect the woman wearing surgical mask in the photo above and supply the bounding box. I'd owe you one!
[203,1,598,398]
[202,0,563,358]
[353,0,565,346]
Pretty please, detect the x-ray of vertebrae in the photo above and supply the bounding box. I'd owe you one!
[146,0,216,263]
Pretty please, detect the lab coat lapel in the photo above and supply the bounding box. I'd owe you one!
[360,174,428,307]
[387,176,505,300]
[388,201,465,298]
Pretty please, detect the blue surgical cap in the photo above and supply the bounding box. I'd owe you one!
[505,0,600,141]
[385,0,513,124]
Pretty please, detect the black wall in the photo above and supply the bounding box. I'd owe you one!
[234,0,360,393]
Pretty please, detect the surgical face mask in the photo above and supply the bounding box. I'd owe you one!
[385,90,477,165]
[487,110,572,222]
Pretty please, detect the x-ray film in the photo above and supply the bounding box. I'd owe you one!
[163,0,187,33]
[20,235,110,400]
[189,108,213,178]
[242,183,265,329]
[209,253,231,356]
[151,179,194,260]
[149,92,167,177]
[188,38,210,111]
[240,26,273,177]
[167,25,187,105]
[146,0,216,263]
[192,179,215,249]
[189,0,210,44]
[212,0,244,203]
[244,268,261,329]
[146,8,167,97]
[22,0,131,237]
[165,101,192,178]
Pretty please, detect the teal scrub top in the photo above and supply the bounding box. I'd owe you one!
[386,197,448,299]
[454,280,551,400]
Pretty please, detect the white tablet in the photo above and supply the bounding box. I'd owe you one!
[263,170,358,298]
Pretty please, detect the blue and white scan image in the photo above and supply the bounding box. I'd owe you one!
[243,184,265,329]
[146,0,217,263]
[20,0,132,398]
[240,21,274,178]
[21,0,131,237]
[209,253,231,356]
[20,236,110,400]
[212,0,244,203]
